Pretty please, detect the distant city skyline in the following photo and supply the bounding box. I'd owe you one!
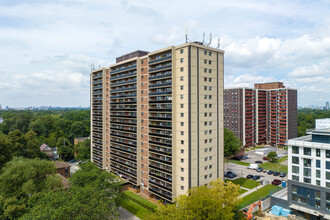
[1,1,330,107]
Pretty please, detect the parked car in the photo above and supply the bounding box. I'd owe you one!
[247,174,254,179]
[69,159,78,163]
[256,167,264,172]
[272,179,282,185]
[252,175,260,180]
[248,164,259,170]
[225,173,235,178]
[267,170,274,175]
[263,170,268,173]
[273,172,280,176]
[243,155,251,159]
[263,157,269,161]
[255,160,263,164]
[279,172,287,177]
[227,171,237,177]
[233,156,243,161]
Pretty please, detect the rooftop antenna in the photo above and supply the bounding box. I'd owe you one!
[202,32,206,44]
[207,33,212,46]
[185,27,188,43]
[217,38,220,49]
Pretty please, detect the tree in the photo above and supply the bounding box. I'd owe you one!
[224,128,242,157]
[0,133,12,169]
[56,137,74,161]
[0,158,62,219]
[75,139,91,161]
[267,151,278,163]
[155,178,241,220]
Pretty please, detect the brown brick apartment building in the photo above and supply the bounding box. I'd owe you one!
[224,82,297,146]
[90,42,224,203]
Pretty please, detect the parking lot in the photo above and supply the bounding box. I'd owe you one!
[225,147,288,185]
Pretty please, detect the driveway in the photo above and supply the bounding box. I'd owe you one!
[118,207,140,220]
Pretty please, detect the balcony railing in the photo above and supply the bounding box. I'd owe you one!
[149,55,171,64]
[111,72,136,81]
[111,79,137,87]
[149,72,172,81]
[110,64,137,74]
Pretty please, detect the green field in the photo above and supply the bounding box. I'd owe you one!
[239,188,248,194]
[120,191,158,220]
[227,177,260,189]
[238,185,282,209]
[227,160,250,166]
[277,156,288,163]
[259,162,288,173]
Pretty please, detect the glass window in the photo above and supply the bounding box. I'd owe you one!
[292,194,297,201]
[292,185,297,194]
[327,193,330,202]
[298,197,308,204]
[316,170,321,178]
[327,150,330,158]
[180,67,184,72]
[304,147,311,156]
[316,191,321,199]
[180,49,184,53]
[180,58,184,63]
[316,180,321,186]
[292,146,299,154]
[304,158,311,167]
[327,172,330,180]
[327,204,330,212]
[316,201,321,208]
[292,175,299,181]
[327,182,330,188]
[304,178,311,184]
[292,166,299,174]
[327,161,330,170]
[316,149,321,157]
[304,168,311,177]
[292,156,299,164]
[316,160,321,168]
[180,76,184,81]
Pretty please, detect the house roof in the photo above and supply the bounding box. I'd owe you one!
[55,173,70,189]
[40,143,49,151]
[55,162,71,169]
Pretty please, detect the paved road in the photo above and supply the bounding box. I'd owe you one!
[118,207,140,220]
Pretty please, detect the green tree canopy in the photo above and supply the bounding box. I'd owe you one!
[155,178,241,220]
[267,151,278,163]
[75,139,91,161]
[56,137,74,161]
[224,128,242,157]
[0,133,12,169]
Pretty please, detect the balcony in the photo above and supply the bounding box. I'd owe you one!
[149,154,172,165]
[149,72,172,81]
[110,64,137,74]
[110,157,136,170]
[110,139,136,148]
[110,144,137,155]
[92,74,102,79]
[111,79,137,87]
[149,148,172,156]
[93,85,102,90]
[149,55,172,64]
[110,151,137,162]
[111,72,136,81]
[149,64,172,73]
[149,187,172,201]
[111,86,137,93]
[93,80,102,84]
[149,91,172,96]
[149,122,172,129]
[110,94,136,99]
[149,82,172,89]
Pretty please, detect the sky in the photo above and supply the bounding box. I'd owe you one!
[1,0,330,107]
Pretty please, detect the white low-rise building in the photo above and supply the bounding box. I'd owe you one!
[287,128,330,219]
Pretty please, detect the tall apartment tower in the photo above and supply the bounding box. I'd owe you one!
[90,42,224,203]
[224,82,297,146]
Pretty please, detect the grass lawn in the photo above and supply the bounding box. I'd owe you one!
[227,177,260,189]
[120,191,158,220]
[239,188,248,194]
[238,185,282,209]
[259,162,288,173]
[227,160,250,166]
[277,156,288,163]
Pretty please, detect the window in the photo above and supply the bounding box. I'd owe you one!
[292,146,299,154]
[304,178,311,184]
[180,94,184,99]
[204,122,207,126]
[316,170,321,178]
[181,177,184,181]
[209,147,212,152]
[209,121,212,125]
[204,175,207,179]
[205,139,207,143]
[209,51,212,56]
[204,77,207,82]
[181,104,184,108]
[204,104,207,108]
[209,104,212,108]
[204,166,207,170]
[209,78,212,82]
[180,58,184,63]
[209,69,212,73]
[209,165,212,169]
[180,85,184,90]
[204,68,207,73]
[327,161,330,169]
[204,59,207,64]
[141,60,144,64]
[141,68,144,71]
[316,180,321,186]
[209,86,212,91]
[316,149,321,157]
[327,172,330,180]
[209,173,212,177]
[304,158,311,167]
[292,175,299,181]
[181,113,184,117]
[327,150,330,158]
[181,149,184,154]
[181,159,184,163]
[180,49,184,54]
[204,157,207,161]
[180,67,184,72]
[181,168,184,172]
[304,147,311,156]
[292,166,299,174]
[316,160,321,168]
[180,76,184,81]
[204,95,207,99]
[316,190,321,199]
[204,86,207,91]
[209,156,212,160]
[304,168,311,177]
[292,185,297,194]
[141,134,144,138]
[141,112,144,116]
[181,186,184,190]
[327,182,330,188]
[141,82,144,87]
[204,148,207,153]
[181,140,184,144]
[209,113,212,117]
[181,131,184,135]
[209,95,212,99]
[204,112,207,117]
[209,139,212,143]
[181,122,184,126]
[204,50,207,55]
[209,60,212,65]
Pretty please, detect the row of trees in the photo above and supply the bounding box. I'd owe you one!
[0,110,90,162]
[0,158,122,219]
[297,109,330,136]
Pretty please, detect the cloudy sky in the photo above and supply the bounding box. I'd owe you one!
[1,0,330,107]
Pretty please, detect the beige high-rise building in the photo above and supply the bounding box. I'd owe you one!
[90,42,224,203]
